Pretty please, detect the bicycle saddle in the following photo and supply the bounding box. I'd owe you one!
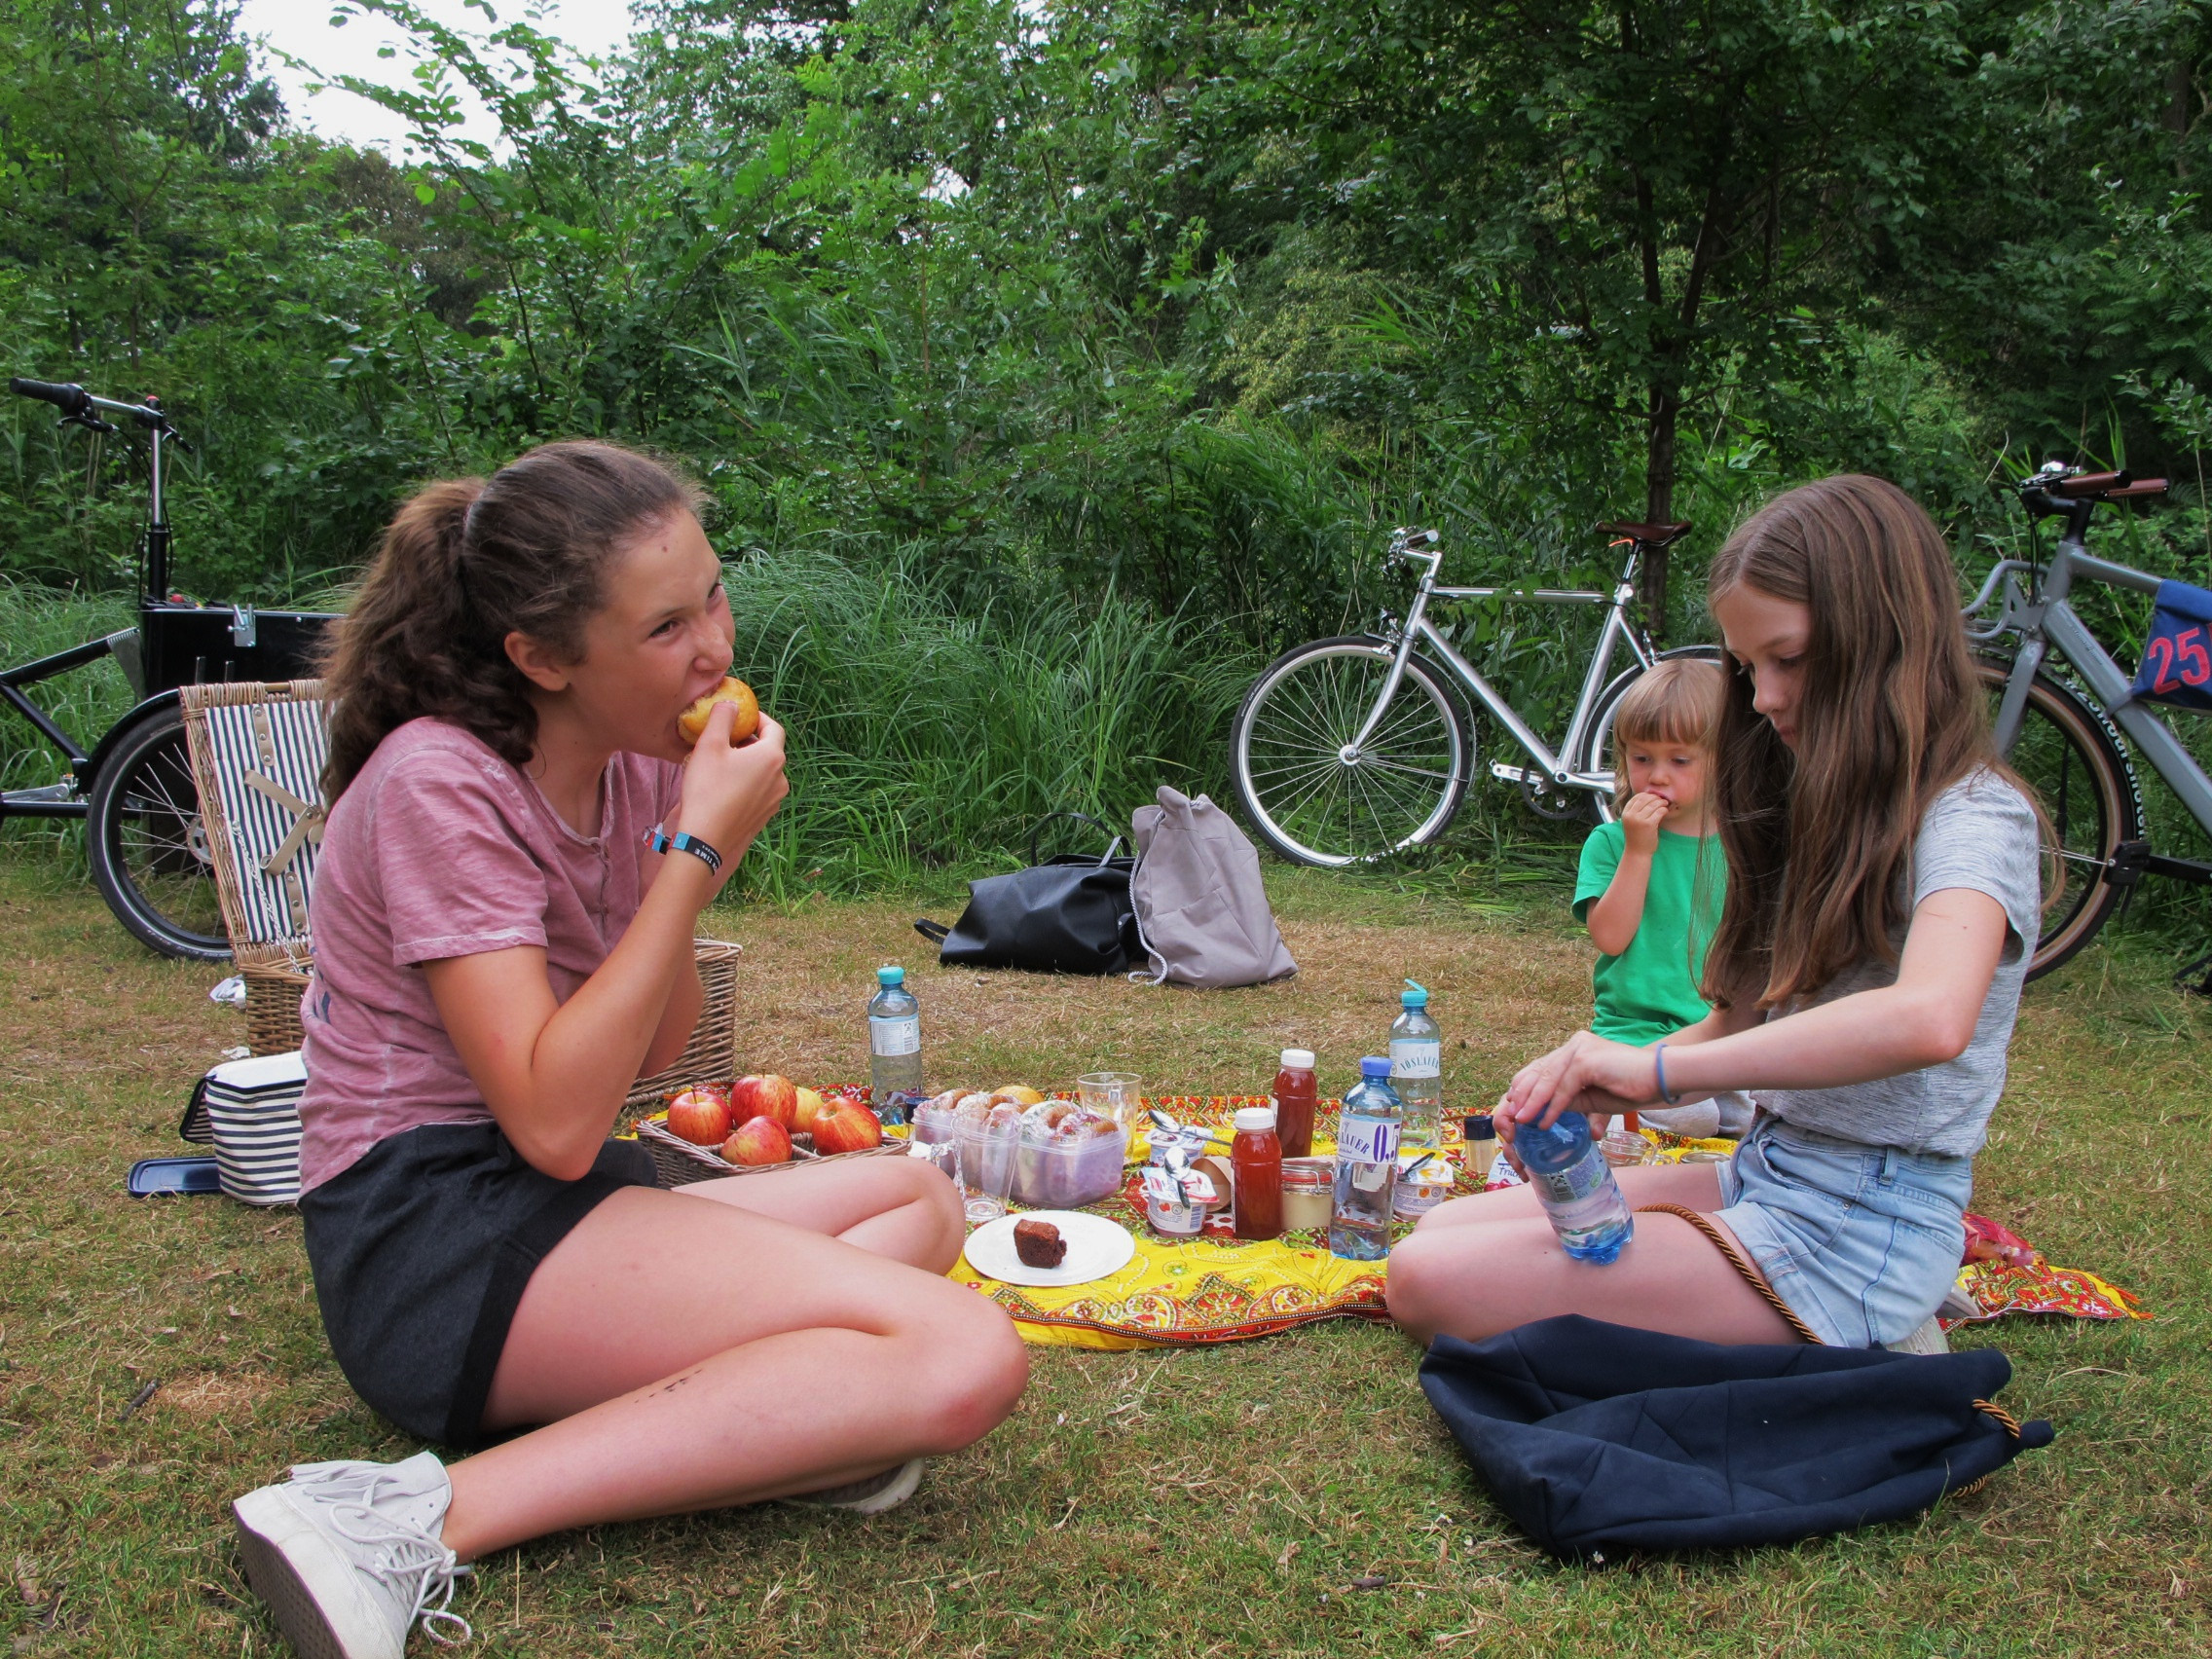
[1599,519,1692,549]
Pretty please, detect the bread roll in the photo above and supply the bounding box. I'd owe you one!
[678,678,760,746]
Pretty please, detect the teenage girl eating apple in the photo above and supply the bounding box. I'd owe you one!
[230,441,1027,1659]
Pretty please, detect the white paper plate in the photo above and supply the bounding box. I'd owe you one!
[964,1210,1136,1288]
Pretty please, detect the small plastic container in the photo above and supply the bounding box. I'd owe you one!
[1141,1162,1213,1238]
[1392,1152,1456,1219]
[1279,1158,1336,1233]
[1012,1100,1130,1208]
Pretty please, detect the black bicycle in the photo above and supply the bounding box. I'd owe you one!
[2,378,336,960]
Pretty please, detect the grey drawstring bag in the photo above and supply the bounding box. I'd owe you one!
[1128,787,1297,987]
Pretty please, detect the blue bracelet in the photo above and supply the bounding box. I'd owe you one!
[1653,1042,1680,1105]
[645,823,722,874]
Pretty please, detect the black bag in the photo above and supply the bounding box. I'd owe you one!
[1419,1315,2051,1559]
[915,814,1141,975]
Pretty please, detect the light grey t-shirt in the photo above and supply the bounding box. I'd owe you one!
[1757,770,2042,1158]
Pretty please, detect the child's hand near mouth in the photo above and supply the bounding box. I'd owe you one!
[1618,789,1673,855]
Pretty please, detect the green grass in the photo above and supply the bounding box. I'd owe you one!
[1,855,2207,1656]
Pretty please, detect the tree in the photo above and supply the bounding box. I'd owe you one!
[1221,0,1995,618]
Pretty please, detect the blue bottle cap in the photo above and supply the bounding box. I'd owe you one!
[1402,978,1429,1008]
[877,965,905,987]
[1359,1055,1393,1080]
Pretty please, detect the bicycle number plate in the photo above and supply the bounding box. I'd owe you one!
[2132,579,2212,713]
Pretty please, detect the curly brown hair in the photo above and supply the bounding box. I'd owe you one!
[1702,474,2046,1011]
[320,440,706,799]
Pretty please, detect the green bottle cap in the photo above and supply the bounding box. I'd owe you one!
[877,965,905,987]
[1402,978,1429,1008]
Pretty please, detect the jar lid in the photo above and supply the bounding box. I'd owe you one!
[1234,1105,1276,1133]
[1359,1055,1393,1080]
[1463,1113,1495,1141]
[1279,1048,1315,1070]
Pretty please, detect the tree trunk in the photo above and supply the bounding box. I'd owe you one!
[1642,381,1681,633]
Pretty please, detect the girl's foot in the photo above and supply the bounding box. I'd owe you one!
[232,1452,472,1657]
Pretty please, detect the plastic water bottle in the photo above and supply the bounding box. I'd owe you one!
[1330,1056,1402,1261]
[1389,978,1443,1150]
[1515,1112,1634,1264]
[867,965,923,1124]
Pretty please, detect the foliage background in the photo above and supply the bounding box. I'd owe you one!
[3,0,2211,932]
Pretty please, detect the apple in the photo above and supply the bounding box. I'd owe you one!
[677,678,761,747]
[811,1101,884,1155]
[793,1087,828,1135]
[664,1088,733,1146]
[730,1073,798,1129]
[721,1117,793,1166]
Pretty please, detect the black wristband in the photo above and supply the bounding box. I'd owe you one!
[645,823,722,874]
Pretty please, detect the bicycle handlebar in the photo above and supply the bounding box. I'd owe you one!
[10,377,91,417]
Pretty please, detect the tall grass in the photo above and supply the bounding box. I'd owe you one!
[723,548,1257,898]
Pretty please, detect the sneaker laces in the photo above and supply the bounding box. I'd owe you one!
[289,1461,475,1646]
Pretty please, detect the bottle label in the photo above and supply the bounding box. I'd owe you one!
[1533,1147,1607,1205]
[1337,1111,1400,1165]
[869,1015,921,1057]
[1390,1040,1441,1081]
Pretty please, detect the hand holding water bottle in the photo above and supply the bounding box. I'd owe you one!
[1500,1028,1665,1130]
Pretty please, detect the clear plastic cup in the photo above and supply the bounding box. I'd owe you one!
[1077,1072,1143,1127]
[908,1096,962,1184]
[1601,1129,1655,1168]
[958,1104,1021,1225]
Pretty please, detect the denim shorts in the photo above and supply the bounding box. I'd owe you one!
[1714,1114,1972,1348]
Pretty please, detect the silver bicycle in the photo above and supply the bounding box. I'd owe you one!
[1968,461,2212,978]
[1230,522,1715,866]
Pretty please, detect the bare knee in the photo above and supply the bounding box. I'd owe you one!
[1384,1231,1449,1346]
[902,1161,965,1268]
[902,1296,1029,1453]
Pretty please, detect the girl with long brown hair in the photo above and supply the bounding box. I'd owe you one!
[1389,475,2044,1353]
[228,441,1026,1659]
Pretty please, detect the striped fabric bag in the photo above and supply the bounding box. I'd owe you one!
[183,1051,307,1206]
[178,681,330,948]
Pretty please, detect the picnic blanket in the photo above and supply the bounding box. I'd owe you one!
[949,1099,2151,1348]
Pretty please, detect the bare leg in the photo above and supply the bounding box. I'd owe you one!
[436,1162,1026,1562]
[1386,1163,1802,1347]
[674,1154,965,1267]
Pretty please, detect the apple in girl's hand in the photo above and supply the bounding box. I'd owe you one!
[664,1088,733,1146]
[677,678,761,747]
[793,1087,827,1134]
[721,1117,793,1166]
[810,1101,883,1155]
[730,1073,798,1129]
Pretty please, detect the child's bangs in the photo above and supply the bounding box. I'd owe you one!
[1613,659,1725,752]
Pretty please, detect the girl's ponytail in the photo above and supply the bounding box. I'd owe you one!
[320,441,703,799]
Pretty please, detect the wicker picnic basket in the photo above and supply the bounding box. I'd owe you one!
[634,1092,905,1188]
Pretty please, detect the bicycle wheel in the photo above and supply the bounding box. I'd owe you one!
[1231,635,1471,866]
[87,703,231,961]
[1574,645,1727,824]
[1976,661,2140,978]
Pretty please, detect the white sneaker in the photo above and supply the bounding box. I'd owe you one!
[781,1458,928,1515]
[233,1451,472,1658]
[1890,1315,1951,1355]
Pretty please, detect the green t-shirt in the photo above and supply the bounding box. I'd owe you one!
[1572,822,1725,1046]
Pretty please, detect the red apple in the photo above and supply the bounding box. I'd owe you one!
[811,1100,883,1155]
[721,1117,793,1166]
[730,1073,798,1129]
[792,1087,827,1135]
[664,1088,733,1147]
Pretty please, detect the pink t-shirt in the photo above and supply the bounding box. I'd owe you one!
[296,718,682,1191]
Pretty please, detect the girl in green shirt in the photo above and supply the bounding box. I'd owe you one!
[1574,657,1743,1136]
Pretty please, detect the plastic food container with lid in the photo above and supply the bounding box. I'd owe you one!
[1011,1100,1130,1208]
[1392,1151,1457,1219]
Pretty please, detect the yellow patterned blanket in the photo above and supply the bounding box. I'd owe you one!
[948,1098,2151,1349]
